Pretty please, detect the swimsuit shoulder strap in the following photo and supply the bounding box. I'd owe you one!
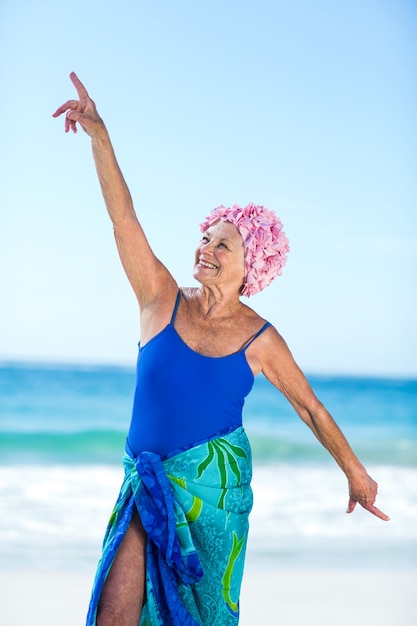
[170,290,181,324]
[243,321,271,352]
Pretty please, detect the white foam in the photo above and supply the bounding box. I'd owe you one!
[1,463,416,568]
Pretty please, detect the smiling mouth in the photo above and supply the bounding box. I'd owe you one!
[199,259,218,269]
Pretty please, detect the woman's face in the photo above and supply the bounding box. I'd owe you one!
[193,220,245,291]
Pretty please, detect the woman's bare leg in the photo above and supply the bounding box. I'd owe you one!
[97,509,146,626]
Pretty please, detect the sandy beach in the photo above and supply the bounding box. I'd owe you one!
[1,566,415,626]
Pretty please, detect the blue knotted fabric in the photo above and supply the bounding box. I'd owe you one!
[133,451,203,625]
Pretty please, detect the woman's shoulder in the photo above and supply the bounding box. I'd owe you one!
[239,300,269,326]
[238,303,288,351]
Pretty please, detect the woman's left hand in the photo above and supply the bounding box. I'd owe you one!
[347,473,390,521]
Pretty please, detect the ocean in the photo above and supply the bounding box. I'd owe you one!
[0,363,416,571]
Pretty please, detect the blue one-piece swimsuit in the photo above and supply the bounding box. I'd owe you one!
[126,290,270,459]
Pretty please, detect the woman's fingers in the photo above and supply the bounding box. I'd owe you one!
[346,494,390,521]
[69,71,90,100]
[363,503,390,521]
[52,99,80,118]
[53,73,103,135]
[346,474,390,521]
[65,110,78,133]
[346,496,357,514]
[52,73,92,121]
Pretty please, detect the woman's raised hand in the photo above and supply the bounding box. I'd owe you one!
[52,72,105,137]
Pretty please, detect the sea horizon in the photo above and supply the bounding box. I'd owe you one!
[1,357,415,380]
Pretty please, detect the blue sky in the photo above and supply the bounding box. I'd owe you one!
[1,0,416,376]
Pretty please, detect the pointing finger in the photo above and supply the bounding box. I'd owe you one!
[69,71,89,100]
[362,503,390,522]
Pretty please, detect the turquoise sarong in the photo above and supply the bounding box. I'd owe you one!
[86,426,253,625]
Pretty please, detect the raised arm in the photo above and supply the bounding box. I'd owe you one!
[251,327,390,521]
[52,72,177,311]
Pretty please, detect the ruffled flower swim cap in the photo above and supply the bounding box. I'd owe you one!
[199,203,289,297]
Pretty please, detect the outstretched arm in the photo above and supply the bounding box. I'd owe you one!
[52,72,177,311]
[253,327,390,521]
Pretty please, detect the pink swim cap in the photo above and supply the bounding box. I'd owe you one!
[199,203,289,297]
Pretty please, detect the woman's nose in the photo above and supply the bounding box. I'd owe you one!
[201,240,213,253]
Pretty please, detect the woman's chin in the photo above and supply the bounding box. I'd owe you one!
[193,267,214,285]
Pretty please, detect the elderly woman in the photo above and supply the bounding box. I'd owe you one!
[53,73,389,626]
